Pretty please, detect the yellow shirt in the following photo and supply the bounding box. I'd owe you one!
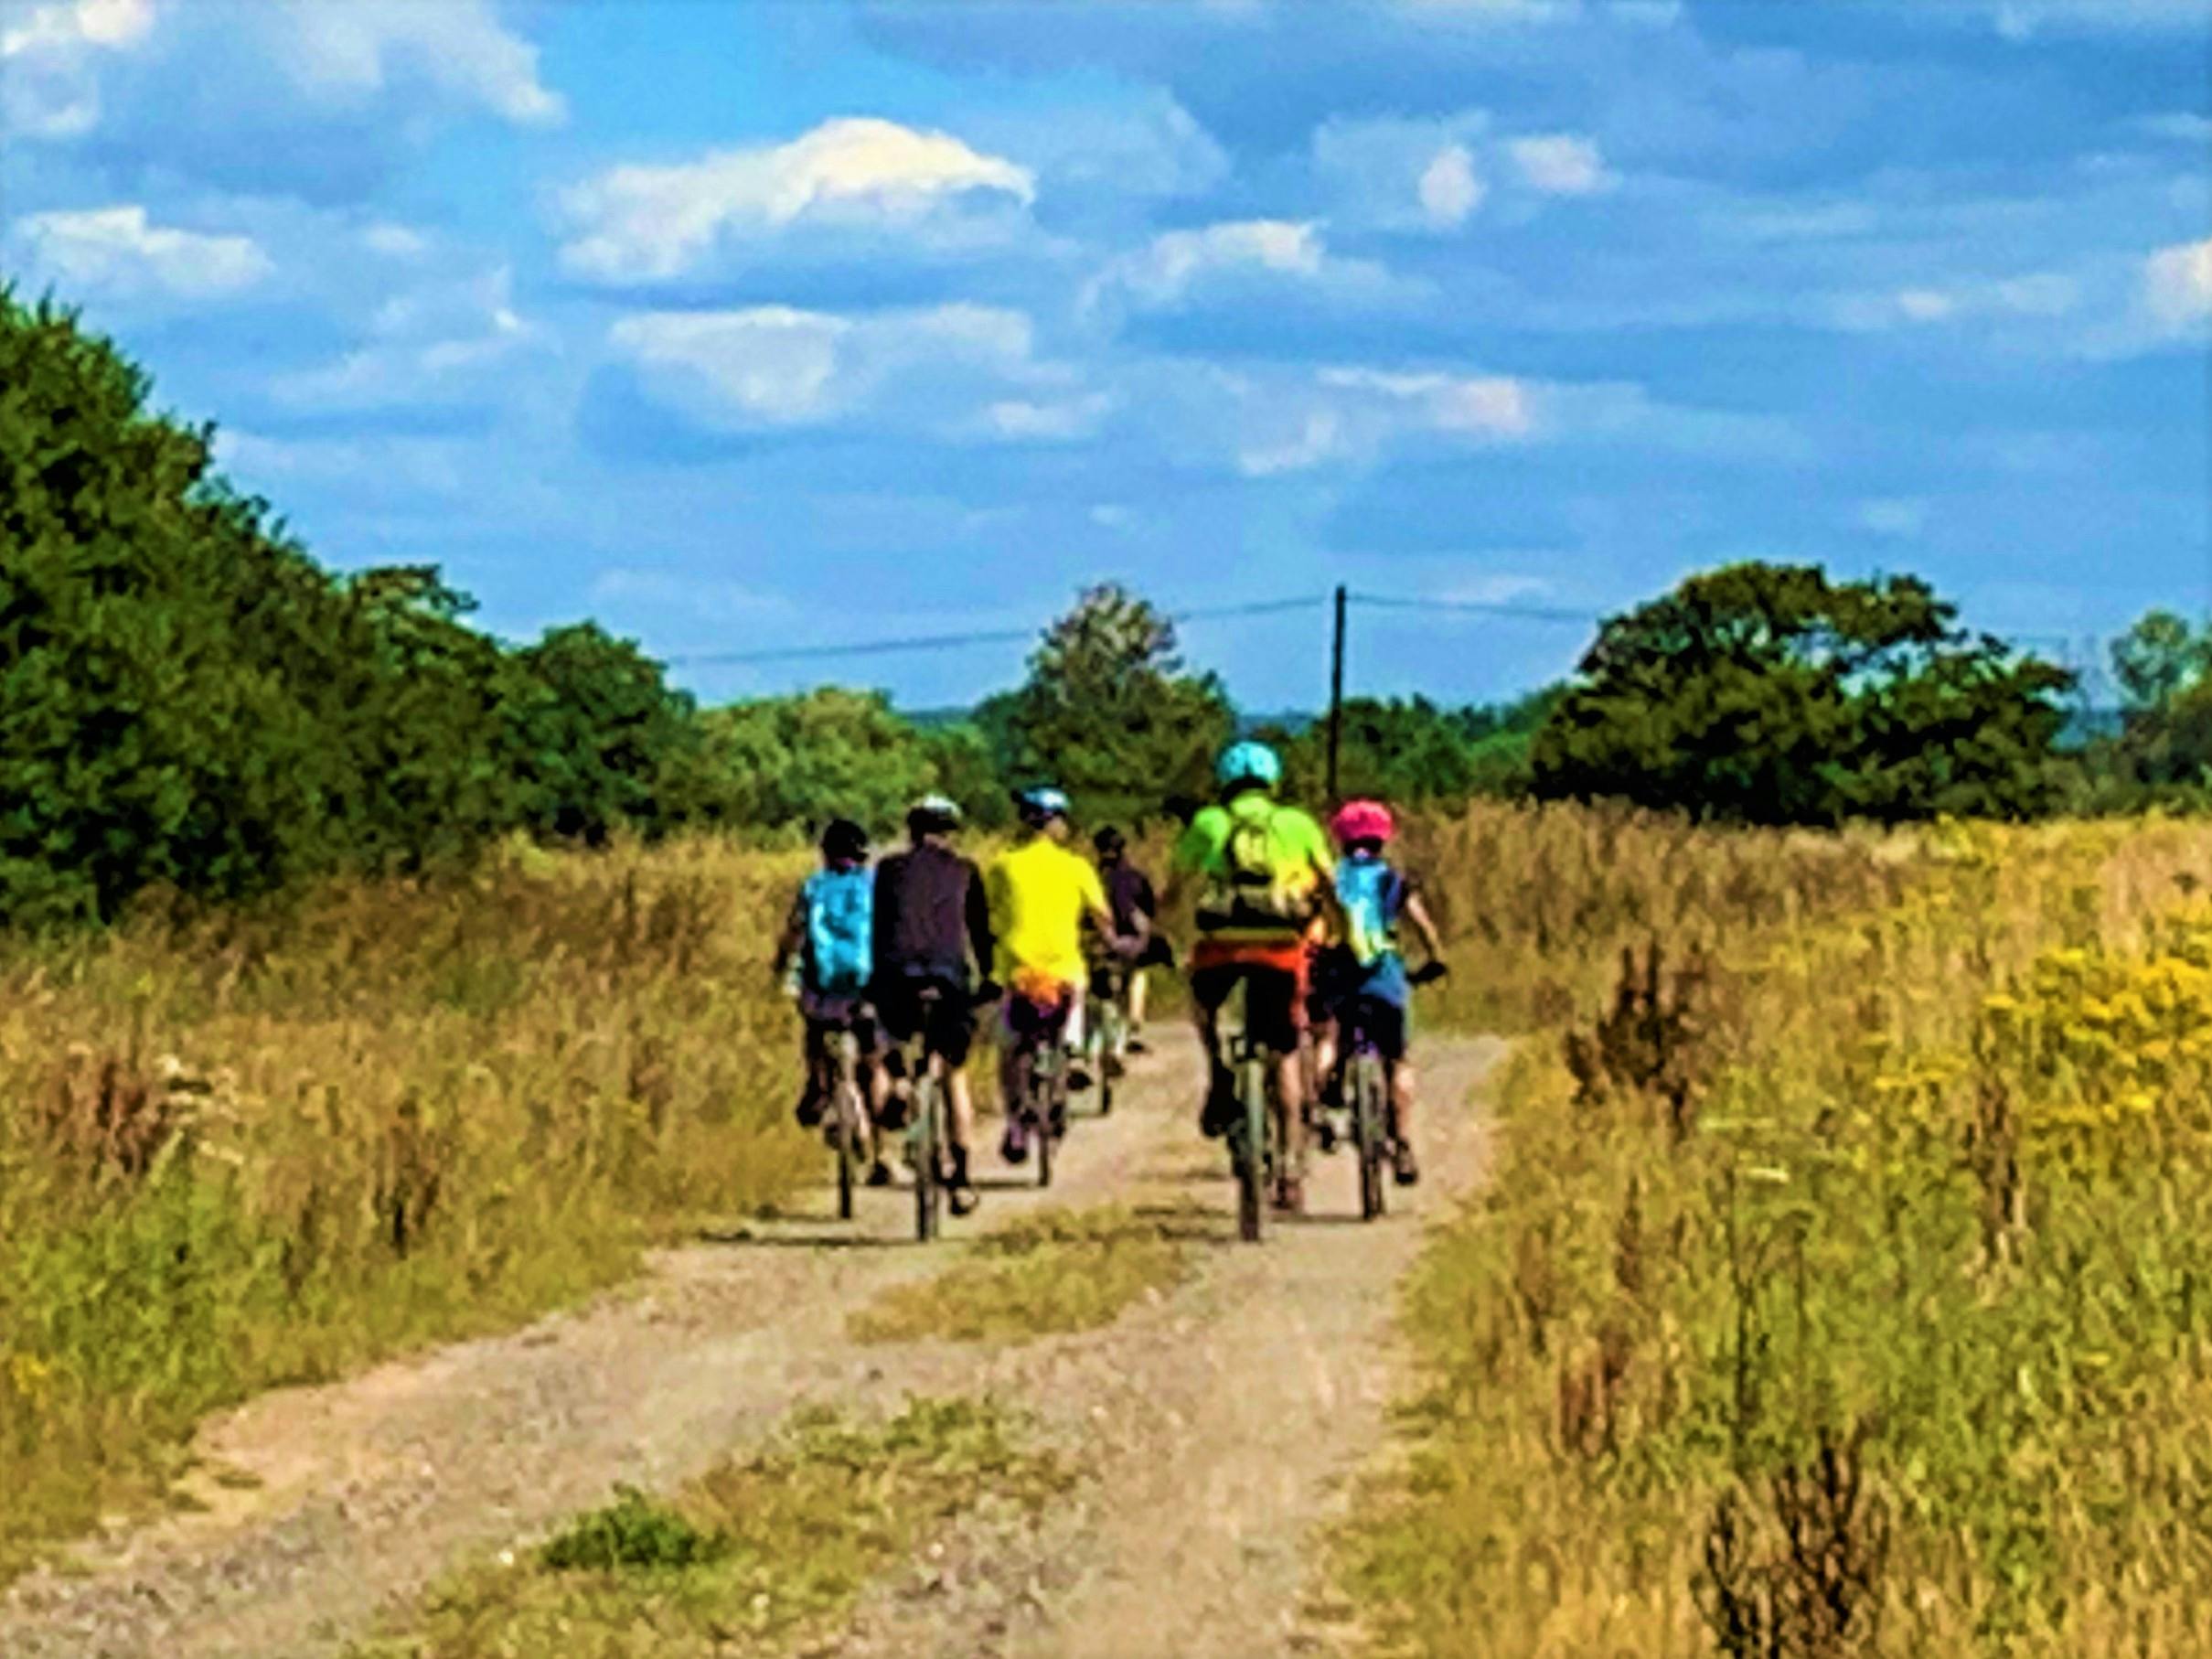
[986,837,1107,988]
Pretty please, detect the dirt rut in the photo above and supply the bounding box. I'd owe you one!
[1,1030,1501,1658]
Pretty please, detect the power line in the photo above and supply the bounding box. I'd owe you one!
[660,583,2124,671]
[663,592,1332,668]
[1350,591,1604,625]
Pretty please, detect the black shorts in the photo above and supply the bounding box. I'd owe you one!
[872,973,977,1068]
[1335,993,1407,1064]
[1190,962,1302,1056]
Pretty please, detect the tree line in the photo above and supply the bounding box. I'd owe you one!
[0,292,2198,926]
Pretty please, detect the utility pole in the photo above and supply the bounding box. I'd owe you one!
[1326,584,1347,803]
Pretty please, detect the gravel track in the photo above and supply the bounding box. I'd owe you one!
[0,1028,1501,1659]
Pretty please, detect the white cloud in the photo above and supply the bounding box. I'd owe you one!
[2145,237,2212,326]
[970,92,1227,202]
[10,204,271,300]
[980,395,1116,442]
[0,0,154,56]
[1509,134,1610,195]
[1311,112,1490,233]
[1845,270,2083,329]
[560,118,1036,282]
[267,0,563,125]
[1419,144,1486,227]
[1858,498,1929,538]
[213,428,470,499]
[273,265,534,410]
[1239,408,1352,477]
[1320,367,1535,438]
[0,0,154,135]
[1221,363,1540,477]
[1085,219,1418,316]
[2137,112,2212,144]
[607,304,1047,433]
[1982,0,2210,38]
[3,0,561,144]
[361,222,430,260]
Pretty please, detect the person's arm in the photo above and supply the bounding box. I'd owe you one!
[1160,817,1211,914]
[1080,862,1116,941]
[965,861,997,985]
[1297,812,1345,929]
[1403,886,1446,964]
[771,884,807,979]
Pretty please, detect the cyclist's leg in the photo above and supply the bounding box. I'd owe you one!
[997,999,1030,1161]
[1248,966,1306,1193]
[797,1010,835,1127]
[1188,961,1239,1132]
[930,986,981,1204]
[1127,965,1149,1031]
[1371,996,1417,1182]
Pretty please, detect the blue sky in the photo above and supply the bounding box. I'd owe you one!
[3,0,2207,713]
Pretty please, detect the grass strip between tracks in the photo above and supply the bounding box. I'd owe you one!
[351,1397,1072,1658]
[846,1202,1205,1345]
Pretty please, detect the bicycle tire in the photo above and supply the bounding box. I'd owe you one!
[1235,1051,1267,1243]
[1035,1043,1056,1189]
[912,1072,941,1243]
[1352,1051,1386,1221]
[1095,1001,1118,1116]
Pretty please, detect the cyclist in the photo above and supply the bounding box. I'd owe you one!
[1092,826,1170,1050]
[1309,798,1447,1186]
[985,787,1114,1163]
[871,794,993,1217]
[1170,740,1336,1210]
[770,818,891,1186]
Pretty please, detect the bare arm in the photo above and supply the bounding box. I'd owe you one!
[1403,890,1446,963]
[770,886,807,979]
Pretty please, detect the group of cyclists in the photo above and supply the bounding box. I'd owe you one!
[769,739,1445,1222]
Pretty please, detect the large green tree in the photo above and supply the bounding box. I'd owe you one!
[1271,688,1563,806]
[993,583,1234,827]
[0,293,375,921]
[505,624,699,845]
[1529,562,2073,824]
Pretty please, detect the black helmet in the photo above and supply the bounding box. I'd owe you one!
[1093,825,1127,858]
[821,818,868,863]
[906,793,962,837]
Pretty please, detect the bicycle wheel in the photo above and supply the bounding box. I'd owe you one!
[1352,1051,1386,1221]
[1095,998,1120,1116]
[1234,1050,1268,1243]
[1034,1044,1056,1190]
[912,1070,941,1242]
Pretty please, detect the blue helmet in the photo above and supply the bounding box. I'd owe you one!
[1215,740,1282,791]
[1015,785,1072,821]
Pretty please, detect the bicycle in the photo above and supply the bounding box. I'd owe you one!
[1338,1002,1390,1222]
[1084,955,1130,1117]
[1003,993,1070,1190]
[1327,960,1448,1223]
[1222,977,1286,1244]
[883,984,969,1242]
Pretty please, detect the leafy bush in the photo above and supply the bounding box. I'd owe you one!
[1529,562,2075,825]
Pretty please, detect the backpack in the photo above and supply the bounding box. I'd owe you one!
[805,866,873,993]
[1198,803,1311,933]
[1335,855,1405,968]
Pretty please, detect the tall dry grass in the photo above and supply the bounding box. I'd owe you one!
[1341,808,2212,1656]
[0,834,818,1575]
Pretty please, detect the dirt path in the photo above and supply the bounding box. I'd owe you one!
[0,1029,1501,1659]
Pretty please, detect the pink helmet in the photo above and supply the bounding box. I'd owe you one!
[1330,798,1395,846]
